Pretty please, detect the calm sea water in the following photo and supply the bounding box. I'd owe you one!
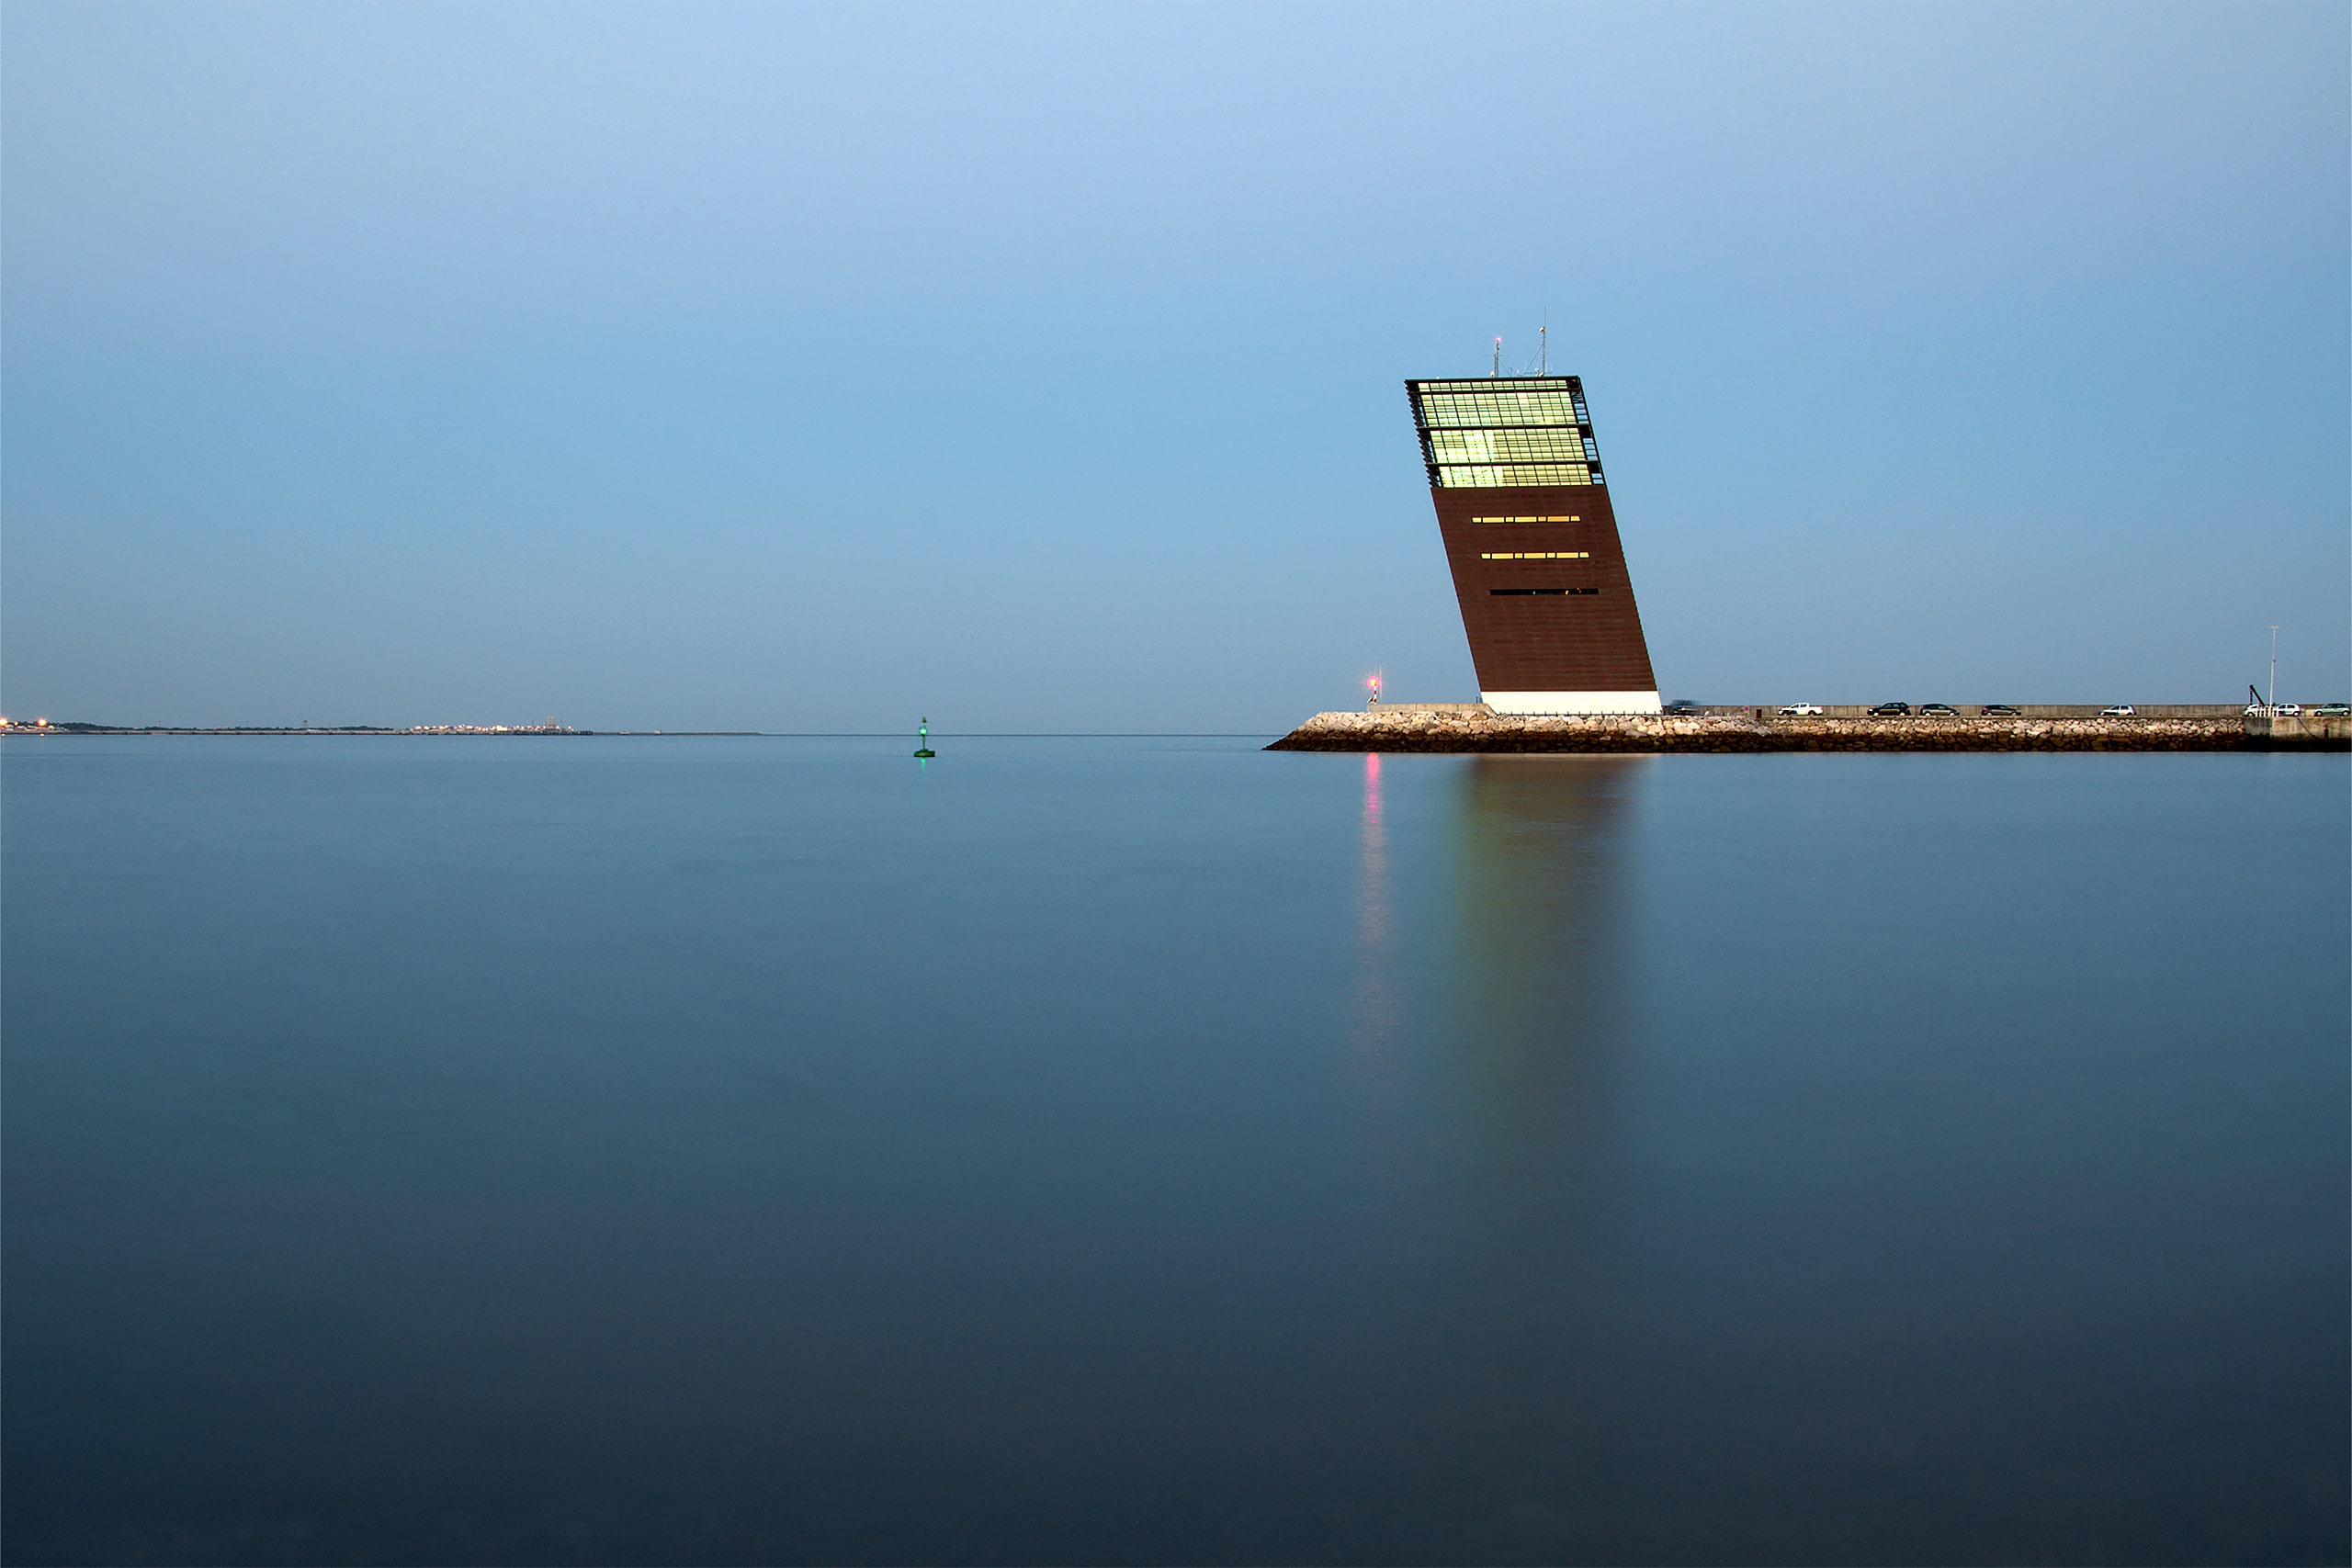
[6,737,2346,1566]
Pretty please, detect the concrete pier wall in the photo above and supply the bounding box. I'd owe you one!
[1693,704,2247,719]
[2245,711,2352,744]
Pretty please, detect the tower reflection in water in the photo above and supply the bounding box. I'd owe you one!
[1340,753,1656,1552]
[1445,754,1646,1144]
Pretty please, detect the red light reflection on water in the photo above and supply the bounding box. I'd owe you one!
[1353,749,1396,1058]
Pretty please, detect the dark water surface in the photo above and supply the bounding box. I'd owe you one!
[6,737,2346,1565]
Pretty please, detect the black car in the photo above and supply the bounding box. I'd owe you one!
[1919,703,1957,716]
[1663,700,1702,715]
[1867,702,1910,716]
[1982,704,2022,716]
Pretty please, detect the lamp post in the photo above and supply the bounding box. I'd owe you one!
[2268,626,2279,708]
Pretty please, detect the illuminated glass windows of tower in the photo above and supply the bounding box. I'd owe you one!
[1405,376,1605,490]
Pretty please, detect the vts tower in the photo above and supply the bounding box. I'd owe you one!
[1406,375,1660,714]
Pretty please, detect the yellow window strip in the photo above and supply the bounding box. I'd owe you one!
[1480,551,1589,561]
[1470,514,1579,524]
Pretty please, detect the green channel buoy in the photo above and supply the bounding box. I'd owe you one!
[913,717,934,759]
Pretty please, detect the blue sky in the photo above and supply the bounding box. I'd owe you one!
[6,2,2345,730]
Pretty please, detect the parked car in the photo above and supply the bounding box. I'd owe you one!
[1663,700,1702,715]
[1982,704,2021,716]
[1867,702,1910,716]
[1919,703,1957,716]
[2315,703,2349,716]
[1778,703,1824,716]
[2098,705,2136,717]
[2274,703,2301,716]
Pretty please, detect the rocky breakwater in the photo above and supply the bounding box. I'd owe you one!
[1267,708,2262,753]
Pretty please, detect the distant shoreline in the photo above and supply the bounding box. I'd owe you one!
[0,725,758,738]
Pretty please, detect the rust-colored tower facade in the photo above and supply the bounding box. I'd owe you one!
[1407,375,1660,714]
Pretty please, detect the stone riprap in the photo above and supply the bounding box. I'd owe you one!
[1264,708,2318,753]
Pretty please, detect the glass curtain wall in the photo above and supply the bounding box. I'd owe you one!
[1407,377,1604,490]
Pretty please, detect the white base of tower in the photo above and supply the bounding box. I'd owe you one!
[1481,690,1664,716]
